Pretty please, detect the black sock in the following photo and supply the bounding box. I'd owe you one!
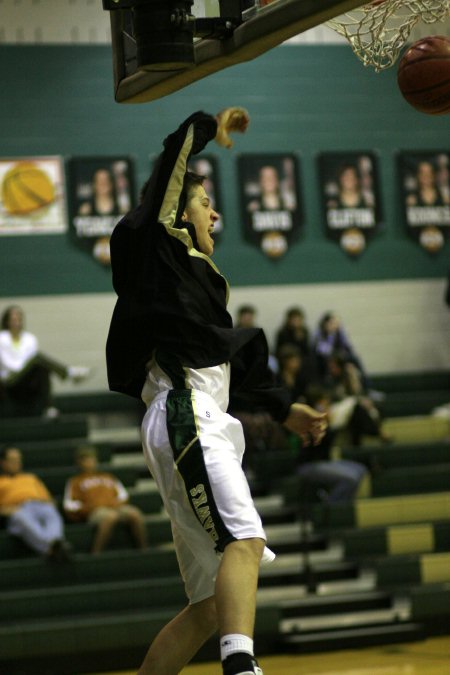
[222,652,257,675]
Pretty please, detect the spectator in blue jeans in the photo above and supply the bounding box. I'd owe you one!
[297,386,368,503]
[0,445,71,561]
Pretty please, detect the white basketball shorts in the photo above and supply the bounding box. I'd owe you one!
[141,388,272,604]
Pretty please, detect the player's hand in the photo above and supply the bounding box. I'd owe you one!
[215,107,250,148]
[283,403,328,447]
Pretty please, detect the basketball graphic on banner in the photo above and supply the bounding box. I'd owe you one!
[2,162,55,215]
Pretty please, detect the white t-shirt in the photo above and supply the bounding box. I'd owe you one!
[0,330,38,380]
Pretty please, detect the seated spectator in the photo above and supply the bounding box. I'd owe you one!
[324,352,390,446]
[295,385,369,503]
[231,410,289,460]
[235,303,278,374]
[63,445,148,554]
[0,305,90,418]
[235,304,257,329]
[277,344,315,404]
[0,445,71,562]
[313,311,367,383]
[275,306,310,360]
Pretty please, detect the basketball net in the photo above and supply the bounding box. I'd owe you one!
[326,0,450,71]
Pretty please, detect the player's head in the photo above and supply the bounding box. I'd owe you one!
[181,171,219,256]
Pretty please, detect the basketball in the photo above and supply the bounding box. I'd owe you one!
[397,35,450,115]
[1,162,55,215]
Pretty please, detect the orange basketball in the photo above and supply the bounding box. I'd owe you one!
[2,162,55,215]
[397,35,450,115]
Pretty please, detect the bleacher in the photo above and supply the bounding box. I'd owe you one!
[1,373,450,674]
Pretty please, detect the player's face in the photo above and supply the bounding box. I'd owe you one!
[183,185,219,256]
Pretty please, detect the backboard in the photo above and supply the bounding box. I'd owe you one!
[104,1,366,104]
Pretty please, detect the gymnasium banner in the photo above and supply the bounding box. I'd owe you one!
[318,152,382,257]
[398,151,450,254]
[187,155,223,245]
[237,154,302,259]
[68,156,135,265]
[0,156,67,235]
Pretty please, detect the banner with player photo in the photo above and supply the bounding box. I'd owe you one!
[398,151,450,254]
[319,152,382,257]
[187,155,223,245]
[68,157,135,265]
[0,156,67,235]
[238,154,302,258]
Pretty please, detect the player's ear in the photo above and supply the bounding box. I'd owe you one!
[181,211,188,222]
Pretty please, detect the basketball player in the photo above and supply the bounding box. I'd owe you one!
[106,108,326,675]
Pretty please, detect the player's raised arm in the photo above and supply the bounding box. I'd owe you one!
[215,107,250,148]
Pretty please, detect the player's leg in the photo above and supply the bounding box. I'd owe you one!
[137,595,217,675]
[216,537,264,636]
[141,392,267,673]
[216,537,265,675]
[184,393,268,674]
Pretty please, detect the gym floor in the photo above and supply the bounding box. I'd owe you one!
[89,635,450,674]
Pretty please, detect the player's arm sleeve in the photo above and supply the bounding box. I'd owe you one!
[230,372,292,423]
[140,111,218,229]
[110,112,217,294]
[229,332,292,423]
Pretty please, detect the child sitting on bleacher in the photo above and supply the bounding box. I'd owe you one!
[63,445,148,554]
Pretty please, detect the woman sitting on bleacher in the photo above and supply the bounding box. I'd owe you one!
[323,351,391,446]
[296,386,369,504]
[0,305,90,418]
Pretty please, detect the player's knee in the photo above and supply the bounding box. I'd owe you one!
[227,537,265,563]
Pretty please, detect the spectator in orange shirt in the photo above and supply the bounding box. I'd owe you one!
[0,445,71,562]
[63,445,148,554]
